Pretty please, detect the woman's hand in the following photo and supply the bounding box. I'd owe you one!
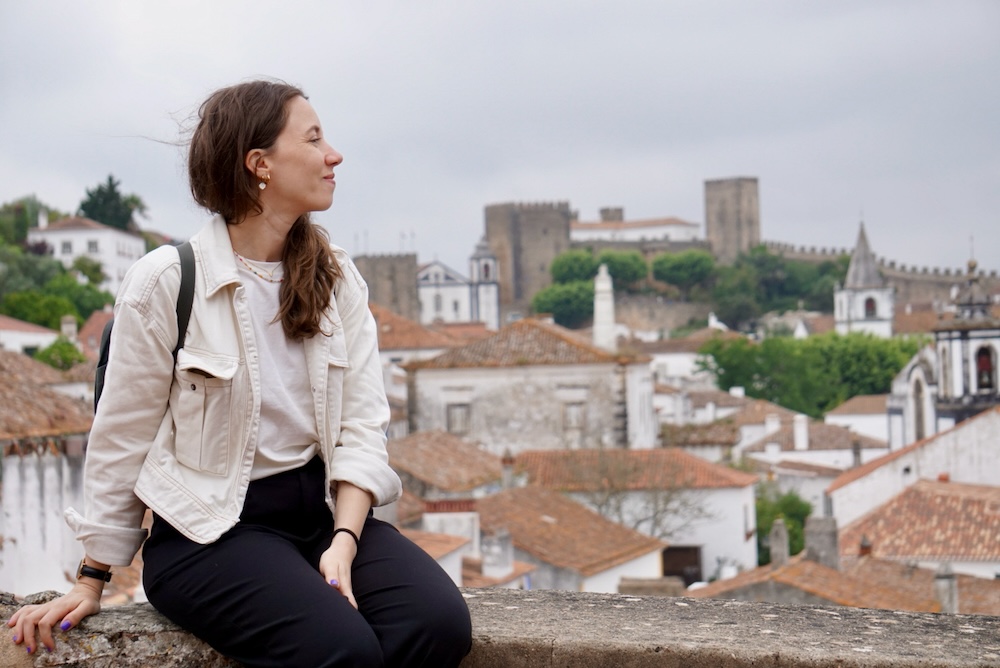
[7,581,103,654]
[319,531,359,609]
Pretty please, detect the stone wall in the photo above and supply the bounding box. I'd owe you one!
[4,588,998,667]
[353,253,420,321]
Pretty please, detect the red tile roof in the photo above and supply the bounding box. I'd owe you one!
[0,350,93,440]
[476,486,664,576]
[36,216,142,237]
[687,389,751,410]
[516,448,757,492]
[724,399,799,428]
[400,529,470,559]
[839,479,1000,563]
[369,303,458,351]
[429,321,494,343]
[0,314,58,334]
[634,328,744,354]
[78,308,114,361]
[407,318,625,370]
[826,394,888,416]
[743,421,887,453]
[388,431,502,493]
[461,555,537,589]
[396,490,426,526]
[661,422,740,447]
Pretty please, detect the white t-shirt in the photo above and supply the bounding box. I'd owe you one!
[236,258,319,480]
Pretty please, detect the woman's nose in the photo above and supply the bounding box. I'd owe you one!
[327,148,343,166]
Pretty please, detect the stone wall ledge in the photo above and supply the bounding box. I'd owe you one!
[3,588,1000,667]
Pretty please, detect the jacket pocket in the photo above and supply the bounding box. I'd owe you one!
[172,349,240,476]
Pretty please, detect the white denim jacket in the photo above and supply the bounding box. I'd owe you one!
[65,216,401,566]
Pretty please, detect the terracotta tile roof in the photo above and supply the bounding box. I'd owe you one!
[428,321,494,343]
[769,459,844,476]
[688,555,938,612]
[0,351,93,440]
[826,394,888,416]
[654,383,682,395]
[661,422,740,447]
[461,555,537,588]
[840,556,1000,616]
[388,431,503,493]
[634,328,744,354]
[516,448,757,491]
[369,303,458,351]
[36,216,142,237]
[893,308,942,335]
[0,314,57,335]
[407,318,623,370]
[839,479,1000,563]
[743,421,887,453]
[802,314,835,334]
[62,358,97,383]
[571,216,698,230]
[476,486,664,577]
[400,529,470,560]
[78,308,114,360]
[826,408,1000,493]
[724,399,799,428]
[687,389,751,410]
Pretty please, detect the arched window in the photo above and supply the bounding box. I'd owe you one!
[913,379,925,441]
[976,346,995,391]
[433,294,442,313]
[940,346,950,398]
[864,297,877,319]
[482,263,490,280]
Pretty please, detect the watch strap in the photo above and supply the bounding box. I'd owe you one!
[77,560,112,583]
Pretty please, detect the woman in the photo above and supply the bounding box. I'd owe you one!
[8,80,472,667]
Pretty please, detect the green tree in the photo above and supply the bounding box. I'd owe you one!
[71,256,107,286]
[79,175,148,230]
[43,273,113,322]
[531,280,594,328]
[0,242,65,302]
[550,249,598,284]
[0,290,80,330]
[34,336,87,371]
[699,331,924,417]
[756,486,812,565]
[652,250,715,299]
[596,250,647,290]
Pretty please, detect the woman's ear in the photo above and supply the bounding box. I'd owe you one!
[245,149,267,179]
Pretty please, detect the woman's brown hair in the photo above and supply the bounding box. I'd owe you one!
[188,80,340,339]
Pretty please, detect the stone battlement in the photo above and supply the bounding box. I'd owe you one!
[4,588,998,667]
[485,201,574,214]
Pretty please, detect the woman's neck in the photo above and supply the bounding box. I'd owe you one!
[229,212,294,261]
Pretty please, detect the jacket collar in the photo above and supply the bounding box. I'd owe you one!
[193,215,242,298]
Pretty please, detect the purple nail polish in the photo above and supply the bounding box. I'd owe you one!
[26,646,32,654]
[45,646,52,653]
[60,620,71,631]
[329,578,339,586]
[11,635,17,643]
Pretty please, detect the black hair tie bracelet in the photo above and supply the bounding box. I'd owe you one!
[333,527,360,548]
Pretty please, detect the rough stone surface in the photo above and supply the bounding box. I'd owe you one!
[3,588,1000,667]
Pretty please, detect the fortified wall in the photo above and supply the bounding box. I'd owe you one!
[353,253,420,321]
[765,240,1000,305]
[3,588,998,667]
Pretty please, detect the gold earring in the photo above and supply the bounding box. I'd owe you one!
[258,173,270,190]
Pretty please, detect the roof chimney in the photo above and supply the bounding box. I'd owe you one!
[60,314,79,343]
[804,515,840,571]
[501,448,515,490]
[858,534,872,557]
[793,414,809,451]
[769,518,789,567]
[851,437,862,468]
[934,562,958,614]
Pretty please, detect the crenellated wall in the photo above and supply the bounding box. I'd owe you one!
[3,588,998,667]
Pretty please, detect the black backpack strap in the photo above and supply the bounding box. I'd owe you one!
[173,241,195,358]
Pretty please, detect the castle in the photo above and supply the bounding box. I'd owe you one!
[359,177,998,325]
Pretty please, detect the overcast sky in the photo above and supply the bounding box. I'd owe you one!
[2,1,998,275]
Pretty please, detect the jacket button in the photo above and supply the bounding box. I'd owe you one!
[190,383,197,390]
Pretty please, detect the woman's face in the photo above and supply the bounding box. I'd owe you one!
[256,96,343,219]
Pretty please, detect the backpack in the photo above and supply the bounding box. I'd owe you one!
[94,241,196,411]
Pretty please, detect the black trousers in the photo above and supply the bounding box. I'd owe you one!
[142,457,472,667]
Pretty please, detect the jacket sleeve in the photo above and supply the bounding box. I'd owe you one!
[327,251,402,507]
[64,246,182,566]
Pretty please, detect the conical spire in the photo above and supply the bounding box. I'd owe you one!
[844,223,885,289]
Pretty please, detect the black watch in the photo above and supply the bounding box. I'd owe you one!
[77,560,112,583]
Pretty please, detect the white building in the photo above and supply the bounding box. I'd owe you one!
[834,223,894,338]
[571,208,700,244]
[27,216,146,295]
[405,317,657,454]
[417,237,499,331]
[517,448,759,583]
[823,394,889,443]
[826,406,1000,530]
[0,314,58,356]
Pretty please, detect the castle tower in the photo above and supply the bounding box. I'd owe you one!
[933,258,1000,425]
[704,177,759,265]
[593,263,616,352]
[835,223,894,338]
[485,202,572,322]
[469,236,500,330]
[353,253,420,321]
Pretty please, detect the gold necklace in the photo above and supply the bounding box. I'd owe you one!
[234,251,284,283]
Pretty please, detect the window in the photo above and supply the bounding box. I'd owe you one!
[482,263,490,280]
[977,346,995,391]
[61,241,72,255]
[864,297,876,319]
[563,403,585,430]
[446,404,470,435]
[87,240,99,253]
[434,294,442,313]
[453,300,460,315]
